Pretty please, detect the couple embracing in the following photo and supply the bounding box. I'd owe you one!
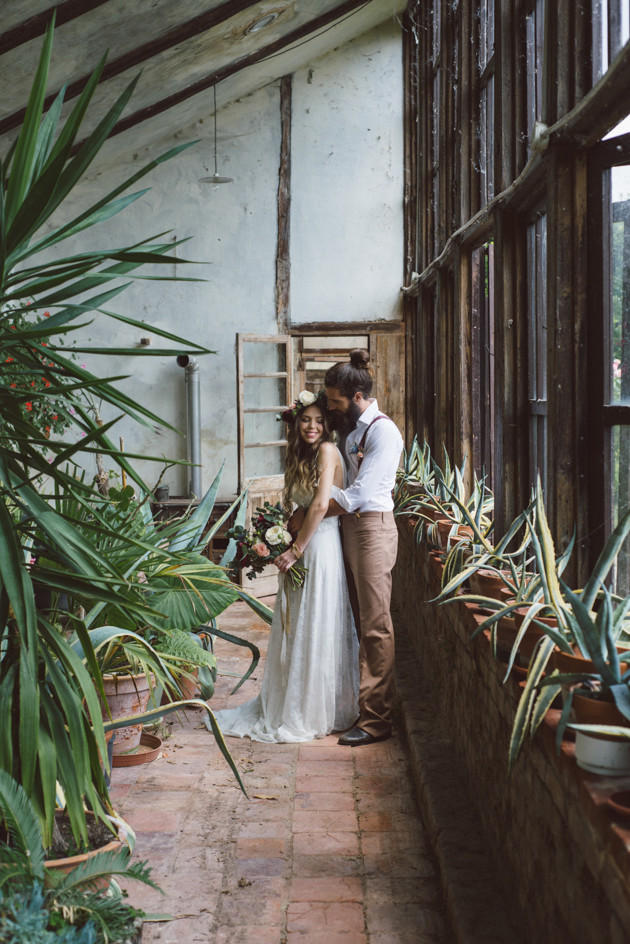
[216,349,403,748]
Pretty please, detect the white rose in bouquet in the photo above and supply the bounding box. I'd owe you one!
[298,390,316,406]
[281,529,293,544]
[265,525,286,546]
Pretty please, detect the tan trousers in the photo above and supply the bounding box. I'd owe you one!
[341,511,398,737]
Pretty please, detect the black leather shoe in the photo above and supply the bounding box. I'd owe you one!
[337,726,391,747]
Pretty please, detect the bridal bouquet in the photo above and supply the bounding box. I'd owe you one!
[227,501,307,589]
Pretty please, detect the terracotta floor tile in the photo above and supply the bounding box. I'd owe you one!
[290,876,363,902]
[108,602,447,944]
[286,934,367,944]
[292,830,360,856]
[295,760,354,778]
[234,856,288,878]
[295,774,354,792]
[238,819,292,838]
[235,836,288,857]
[287,901,365,933]
[365,901,447,935]
[213,927,284,944]
[123,808,182,833]
[358,811,420,832]
[215,894,284,927]
[364,875,443,906]
[361,829,429,855]
[291,853,364,877]
[294,791,356,811]
[297,744,355,762]
[292,809,357,833]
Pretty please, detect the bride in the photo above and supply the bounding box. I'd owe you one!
[214,391,359,742]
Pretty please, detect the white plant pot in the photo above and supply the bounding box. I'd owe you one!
[575,731,630,776]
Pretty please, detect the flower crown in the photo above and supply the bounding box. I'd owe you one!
[277,389,326,423]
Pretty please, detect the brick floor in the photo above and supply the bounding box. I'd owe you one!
[110,601,448,943]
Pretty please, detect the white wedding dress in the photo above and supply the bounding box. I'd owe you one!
[215,472,359,742]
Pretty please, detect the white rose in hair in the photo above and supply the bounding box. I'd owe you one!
[265,525,286,545]
[298,390,316,406]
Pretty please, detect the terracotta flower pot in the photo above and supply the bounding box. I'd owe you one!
[436,519,473,548]
[573,691,628,732]
[496,613,547,661]
[512,607,558,630]
[552,646,630,676]
[101,672,153,755]
[469,569,513,601]
[45,814,122,890]
[607,790,630,819]
[161,666,200,704]
[419,505,444,524]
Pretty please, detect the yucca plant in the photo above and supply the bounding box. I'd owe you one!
[0,18,237,849]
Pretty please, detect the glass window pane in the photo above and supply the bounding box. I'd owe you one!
[609,0,630,60]
[527,213,548,492]
[610,165,630,404]
[432,0,441,63]
[487,76,494,201]
[479,88,487,205]
[525,0,544,150]
[611,425,630,595]
[593,0,609,80]
[471,242,495,482]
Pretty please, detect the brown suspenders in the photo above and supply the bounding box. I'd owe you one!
[356,414,388,469]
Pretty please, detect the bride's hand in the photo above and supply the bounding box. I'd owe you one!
[275,547,300,573]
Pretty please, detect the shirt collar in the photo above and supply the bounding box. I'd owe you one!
[356,399,380,427]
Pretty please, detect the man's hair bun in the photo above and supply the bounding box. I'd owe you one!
[349,348,370,370]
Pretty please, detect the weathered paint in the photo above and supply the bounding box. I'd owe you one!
[26,22,404,500]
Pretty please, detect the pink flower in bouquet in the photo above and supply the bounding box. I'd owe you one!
[252,542,271,558]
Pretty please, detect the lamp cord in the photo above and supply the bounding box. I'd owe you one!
[213,84,218,176]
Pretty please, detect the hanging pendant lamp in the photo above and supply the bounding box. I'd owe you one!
[199,83,233,184]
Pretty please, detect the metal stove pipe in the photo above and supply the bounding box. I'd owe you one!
[176,355,202,498]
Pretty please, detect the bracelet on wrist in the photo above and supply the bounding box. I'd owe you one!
[292,543,303,559]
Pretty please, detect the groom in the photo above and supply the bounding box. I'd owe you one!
[323,350,403,746]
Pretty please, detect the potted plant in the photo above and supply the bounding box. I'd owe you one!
[508,503,630,769]
[0,18,246,852]
[394,436,434,502]
[0,770,157,942]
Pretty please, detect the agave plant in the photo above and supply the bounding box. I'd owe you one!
[511,506,630,765]
[395,445,468,545]
[393,436,434,504]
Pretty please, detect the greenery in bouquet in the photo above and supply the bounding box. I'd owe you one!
[227,501,307,589]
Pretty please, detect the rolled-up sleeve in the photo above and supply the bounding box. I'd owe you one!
[332,421,403,513]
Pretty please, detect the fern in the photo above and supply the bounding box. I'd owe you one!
[155,629,216,669]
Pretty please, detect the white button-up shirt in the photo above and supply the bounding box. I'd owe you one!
[330,400,403,513]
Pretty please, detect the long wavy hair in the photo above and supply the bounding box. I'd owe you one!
[283,397,331,511]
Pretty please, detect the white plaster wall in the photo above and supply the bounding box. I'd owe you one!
[60,83,281,500]
[290,20,404,324]
[36,19,404,500]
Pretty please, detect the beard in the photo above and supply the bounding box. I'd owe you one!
[326,400,361,436]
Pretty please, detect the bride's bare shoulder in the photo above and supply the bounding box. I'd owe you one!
[319,440,337,456]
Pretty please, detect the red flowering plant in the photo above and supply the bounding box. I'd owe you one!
[227,501,306,589]
[0,301,79,439]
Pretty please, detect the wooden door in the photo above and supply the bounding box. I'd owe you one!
[236,334,293,597]
[292,325,406,439]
